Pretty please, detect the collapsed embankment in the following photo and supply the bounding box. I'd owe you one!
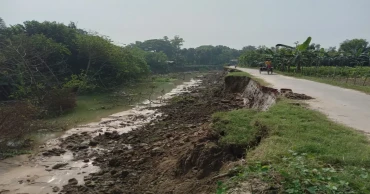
[59,69,279,194]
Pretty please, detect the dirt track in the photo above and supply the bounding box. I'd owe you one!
[238,67,370,133]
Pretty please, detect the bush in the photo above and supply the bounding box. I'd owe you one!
[41,88,77,117]
[0,102,38,148]
[63,73,97,93]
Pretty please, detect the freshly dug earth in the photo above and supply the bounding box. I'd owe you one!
[280,88,314,100]
[61,71,261,194]
[284,92,314,100]
[59,71,243,194]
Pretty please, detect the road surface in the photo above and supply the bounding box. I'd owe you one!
[238,68,370,133]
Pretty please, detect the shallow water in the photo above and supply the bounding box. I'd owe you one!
[0,77,201,194]
[28,74,198,149]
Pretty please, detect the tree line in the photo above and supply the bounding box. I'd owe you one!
[239,37,370,71]
[0,18,240,105]
[239,37,370,85]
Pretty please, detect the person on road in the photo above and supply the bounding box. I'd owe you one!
[265,60,272,69]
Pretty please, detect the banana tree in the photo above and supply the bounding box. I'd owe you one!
[276,37,312,72]
[364,51,370,85]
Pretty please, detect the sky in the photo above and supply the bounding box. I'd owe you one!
[1,0,370,49]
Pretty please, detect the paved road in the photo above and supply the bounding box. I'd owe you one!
[238,68,370,133]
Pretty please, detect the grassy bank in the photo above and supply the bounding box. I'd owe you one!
[278,72,370,94]
[226,71,271,86]
[214,100,370,193]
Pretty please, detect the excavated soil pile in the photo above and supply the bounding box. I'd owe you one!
[284,92,314,100]
[280,88,314,100]
[61,70,277,194]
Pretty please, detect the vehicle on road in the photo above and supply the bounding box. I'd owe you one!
[259,66,273,74]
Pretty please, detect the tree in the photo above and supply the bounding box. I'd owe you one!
[0,34,70,99]
[171,35,184,50]
[145,51,168,73]
[75,33,112,76]
[242,45,256,52]
[132,39,175,59]
[339,39,368,54]
[0,17,6,30]
[276,36,312,71]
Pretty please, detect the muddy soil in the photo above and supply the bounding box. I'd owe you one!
[59,71,256,194]
[0,78,201,194]
[0,70,283,194]
[280,88,314,100]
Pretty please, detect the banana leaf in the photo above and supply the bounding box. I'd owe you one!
[276,44,294,49]
[297,37,312,51]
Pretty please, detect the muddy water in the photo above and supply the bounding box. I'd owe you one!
[28,74,200,146]
[0,78,201,194]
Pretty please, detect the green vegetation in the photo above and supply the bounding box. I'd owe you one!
[0,19,240,103]
[279,71,370,94]
[48,78,181,127]
[214,100,370,193]
[226,72,252,77]
[226,71,270,86]
[213,109,258,146]
[0,17,240,152]
[239,37,370,93]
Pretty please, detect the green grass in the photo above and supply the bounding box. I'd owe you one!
[279,72,370,94]
[152,77,177,82]
[214,100,370,193]
[226,71,271,86]
[0,149,31,159]
[213,109,258,146]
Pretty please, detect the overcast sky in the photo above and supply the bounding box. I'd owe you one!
[1,0,370,49]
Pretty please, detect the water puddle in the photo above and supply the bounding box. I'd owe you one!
[0,78,201,194]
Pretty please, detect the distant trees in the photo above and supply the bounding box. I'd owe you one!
[240,37,370,70]
[339,39,368,53]
[130,36,239,71]
[239,37,370,87]
[0,17,6,30]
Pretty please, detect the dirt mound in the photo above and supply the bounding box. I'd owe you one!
[280,88,314,100]
[285,92,314,100]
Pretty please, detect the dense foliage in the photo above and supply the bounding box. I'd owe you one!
[129,37,240,72]
[0,19,240,104]
[240,37,369,69]
[239,37,370,86]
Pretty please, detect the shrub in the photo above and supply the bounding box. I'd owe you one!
[0,102,38,148]
[41,88,77,117]
[63,73,97,93]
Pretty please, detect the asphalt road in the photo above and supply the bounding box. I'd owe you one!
[238,67,370,133]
